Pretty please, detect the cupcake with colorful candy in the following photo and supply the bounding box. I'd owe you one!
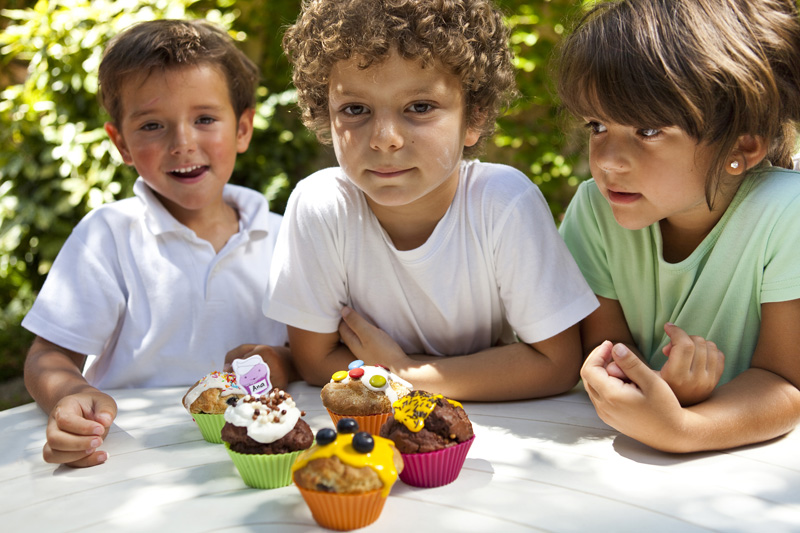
[380,390,475,488]
[320,360,412,435]
[221,388,313,489]
[292,418,404,530]
[182,371,245,443]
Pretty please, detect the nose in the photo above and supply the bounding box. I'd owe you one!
[591,135,628,174]
[170,124,197,155]
[369,114,404,152]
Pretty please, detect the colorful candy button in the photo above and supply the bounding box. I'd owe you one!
[369,375,387,389]
[349,367,365,379]
[332,370,348,382]
[348,360,364,370]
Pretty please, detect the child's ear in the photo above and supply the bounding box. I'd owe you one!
[728,134,768,175]
[104,122,134,165]
[236,108,256,153]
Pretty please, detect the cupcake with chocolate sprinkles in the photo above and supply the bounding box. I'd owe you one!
[221,388,313,489]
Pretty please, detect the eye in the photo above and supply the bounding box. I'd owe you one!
[140,122,161,132]
[584,121,606,134]
[639,128,661,138]
[197,116,216,125]
[342,104,369,116]
[407,102,433,114]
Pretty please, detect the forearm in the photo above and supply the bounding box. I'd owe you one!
[666,368,800,453]
[395,342,581,402]
[24,338,96,415]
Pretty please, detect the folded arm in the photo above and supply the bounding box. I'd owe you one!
[290,307,584,402]
[582,299,800,452]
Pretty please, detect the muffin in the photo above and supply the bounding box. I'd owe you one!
[221,388,313,489]
[182,371,246,443]
[292,418,404,530]
[380,390,475,487]
[321,360,412,435]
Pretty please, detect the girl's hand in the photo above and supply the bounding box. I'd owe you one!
[581,341,692,452]
[338,307,409,370]
[659,323,725,406]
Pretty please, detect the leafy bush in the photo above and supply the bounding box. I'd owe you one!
[0,0,588,386]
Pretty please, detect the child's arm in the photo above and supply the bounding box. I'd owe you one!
[223,343,299,390]
[583,296,724,405]
[293,307,583,402]
[581,299,800,452]
[24,337,117,467]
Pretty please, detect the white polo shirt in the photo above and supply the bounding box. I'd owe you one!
[22,179,287,389]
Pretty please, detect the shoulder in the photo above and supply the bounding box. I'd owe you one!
[288,167,362,217]
[461,160,544,213]
[71,196,145,240]
[223,183,283,234]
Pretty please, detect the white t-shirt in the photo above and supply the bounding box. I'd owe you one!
[22,179,288,389]
[264,161,598,356]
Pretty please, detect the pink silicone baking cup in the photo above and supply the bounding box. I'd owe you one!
[326,409,390,436]
[399,435,475,488]
[294,484,387,531]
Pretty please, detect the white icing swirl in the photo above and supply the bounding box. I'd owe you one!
[223,390,301,444]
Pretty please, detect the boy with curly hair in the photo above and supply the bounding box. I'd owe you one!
[264,0,598,401]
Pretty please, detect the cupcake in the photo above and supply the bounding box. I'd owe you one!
[292,418,404,531]
[380,390,474,488]
[221,388,313,489]
[321,360,412,435]
[182,371,245,443]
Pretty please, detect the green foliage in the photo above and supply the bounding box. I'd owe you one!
[0,0,589,387]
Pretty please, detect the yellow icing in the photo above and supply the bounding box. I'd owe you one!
[393,393,463,433]
[332,370,348,382]
[292,432,399,497]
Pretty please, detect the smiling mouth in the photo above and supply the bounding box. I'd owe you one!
[169,165,208,179]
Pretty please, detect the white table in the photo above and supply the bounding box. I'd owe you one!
[1,382,798,532]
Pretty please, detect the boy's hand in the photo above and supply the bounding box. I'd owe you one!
[658,323,724,406]
[581,341,690,452]
[43,391,116,468]
[338,307,408,369]
[224,344,294,390]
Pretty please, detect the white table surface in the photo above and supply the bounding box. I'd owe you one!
[1,382,798,532]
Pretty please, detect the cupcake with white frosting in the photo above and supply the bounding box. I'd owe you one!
[221,388,313,489]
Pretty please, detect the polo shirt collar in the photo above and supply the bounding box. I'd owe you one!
[134,178,272,237]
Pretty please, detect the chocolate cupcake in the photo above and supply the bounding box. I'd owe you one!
[221,389,313,488]
[380,390,475,487]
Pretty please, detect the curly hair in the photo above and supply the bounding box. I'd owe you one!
[282,0,518,158]
[99,19,259,125]
[554,0,800,206]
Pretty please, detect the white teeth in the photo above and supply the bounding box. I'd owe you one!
[172,165,203,173]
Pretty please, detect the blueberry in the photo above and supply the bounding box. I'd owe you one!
[352,432,375,453]
[337,418,359,434]
[226,396,238,406]
[316,428,337,446]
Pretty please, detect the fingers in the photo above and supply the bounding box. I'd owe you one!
[608,342,658,389]
[43,394,117,467]
[662,323,725,381]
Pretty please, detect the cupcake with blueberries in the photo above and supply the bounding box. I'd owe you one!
[320,360,412,435]
[380,390,475,488]
[292,418,404,531]
[221,388,313,489]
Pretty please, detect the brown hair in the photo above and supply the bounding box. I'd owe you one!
[282,0,518,158]
[98,19,259,125]
[555,0,800,205]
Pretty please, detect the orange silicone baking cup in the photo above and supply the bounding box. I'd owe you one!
[326,409,391,436]
[294,483,387,531]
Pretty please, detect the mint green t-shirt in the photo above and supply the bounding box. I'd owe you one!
[560,167,800,385]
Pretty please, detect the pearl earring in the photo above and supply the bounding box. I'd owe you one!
[730,161,739,169]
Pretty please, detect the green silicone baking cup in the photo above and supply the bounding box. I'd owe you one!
[224,443,303,489]
[191,413,226,444]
